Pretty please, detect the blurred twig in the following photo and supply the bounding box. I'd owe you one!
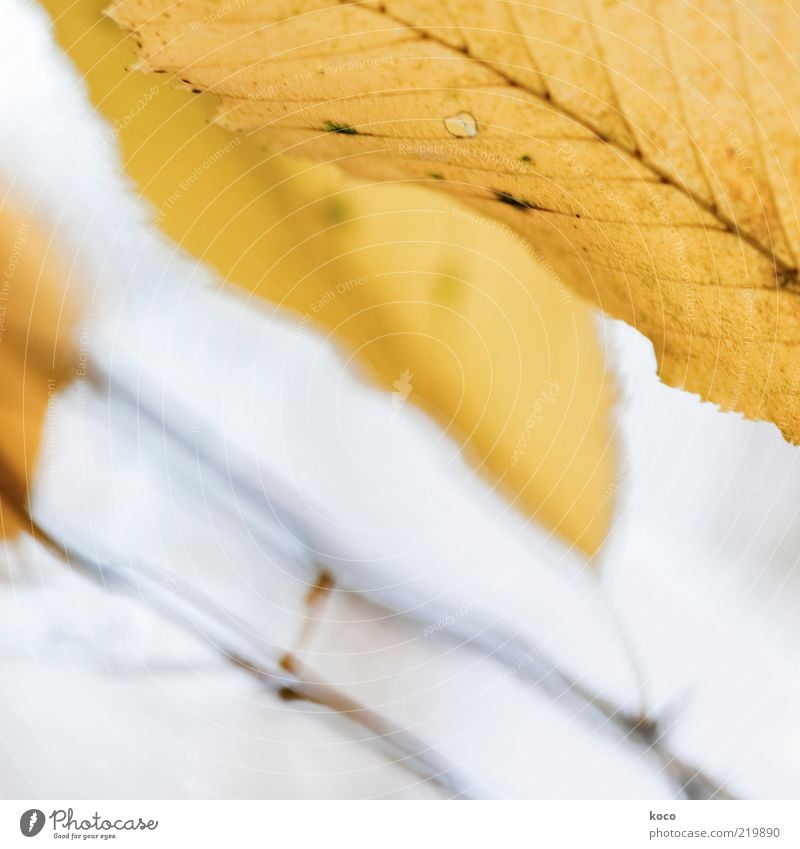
[0,353,733,799]
[92,366,732,799]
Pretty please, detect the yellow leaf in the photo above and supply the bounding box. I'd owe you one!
[110,0,800,443]
[41,0,618,552]
[0,205,77,539]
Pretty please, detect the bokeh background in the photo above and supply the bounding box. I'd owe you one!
[2,0,800,799]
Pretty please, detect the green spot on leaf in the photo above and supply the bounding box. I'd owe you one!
[325,196,351,224]
[435,268,464,304]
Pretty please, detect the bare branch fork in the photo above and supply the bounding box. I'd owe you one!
[92,365,732,799]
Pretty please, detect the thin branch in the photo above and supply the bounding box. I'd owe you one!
[88,359,733,799]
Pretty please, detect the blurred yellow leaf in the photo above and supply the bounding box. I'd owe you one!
[0,205,76,539]
[41,0,618,553]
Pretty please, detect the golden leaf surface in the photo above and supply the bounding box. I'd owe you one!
[112,0,800,441]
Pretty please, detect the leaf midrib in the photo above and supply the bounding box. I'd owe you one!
[343,0,797,285]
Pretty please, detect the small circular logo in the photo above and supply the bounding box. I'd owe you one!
[19,809,45,837]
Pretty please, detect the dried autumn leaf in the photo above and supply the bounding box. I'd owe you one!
[112,0,800,441]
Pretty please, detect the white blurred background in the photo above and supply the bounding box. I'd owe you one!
[2,0,800,800]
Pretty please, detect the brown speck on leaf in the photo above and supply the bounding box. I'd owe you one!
[494,189,536,210]
[323,120,359,135]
